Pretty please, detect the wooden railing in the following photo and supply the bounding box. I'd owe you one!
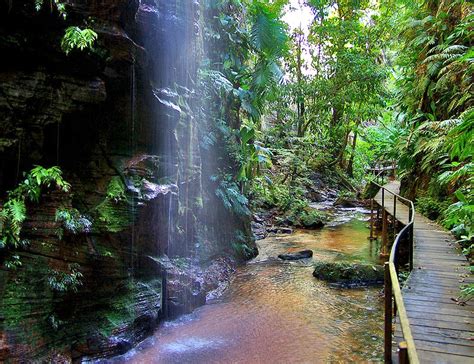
[366,161,397,184]
[370,180,419,364]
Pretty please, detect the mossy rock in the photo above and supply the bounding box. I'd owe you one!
[313,261,384,287]
[283,208,325,229]
[300,210,325,229]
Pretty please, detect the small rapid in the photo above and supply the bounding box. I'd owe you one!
[109,209,384,363]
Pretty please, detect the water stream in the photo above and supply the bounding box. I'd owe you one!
[110,209,384,363]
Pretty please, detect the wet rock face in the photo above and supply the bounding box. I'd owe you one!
[151,256,236,319]
[0,187,163,362]
[0,71,106,167]
[0,1,156,361]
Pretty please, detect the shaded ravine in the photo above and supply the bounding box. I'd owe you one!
[108,211,384,363]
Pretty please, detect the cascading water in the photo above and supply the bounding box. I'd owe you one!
[132,0,206,319]
[130,62,136,281]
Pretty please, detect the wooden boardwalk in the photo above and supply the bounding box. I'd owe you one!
[375,181,474,363]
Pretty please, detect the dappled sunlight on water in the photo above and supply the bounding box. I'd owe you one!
[257,217,381,265]
[111,215,384,363]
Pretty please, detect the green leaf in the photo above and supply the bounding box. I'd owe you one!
[454,190,467,203]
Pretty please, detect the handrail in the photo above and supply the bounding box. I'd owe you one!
[367,165,398,172]
[370,163,397,185]
[370,180,419,364]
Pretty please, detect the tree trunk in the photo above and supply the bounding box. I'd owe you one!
[346,128,358,178]
[295,28,305,137]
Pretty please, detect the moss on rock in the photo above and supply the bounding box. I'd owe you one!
[313,261,384,287]
[282,206,325,229]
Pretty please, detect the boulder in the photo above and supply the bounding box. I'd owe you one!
[334,197,360,208]
[313,261,384,287]
[301,219,325,229]
[267,226,293,234]
[278,250,313,260]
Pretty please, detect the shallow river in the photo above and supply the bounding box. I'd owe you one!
[111,211,384,363]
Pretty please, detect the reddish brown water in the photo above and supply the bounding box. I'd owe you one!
[112,217,384,363]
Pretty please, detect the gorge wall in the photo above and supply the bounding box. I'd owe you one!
[0,0,255,361]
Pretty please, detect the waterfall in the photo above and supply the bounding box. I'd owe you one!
[130,61,137,279]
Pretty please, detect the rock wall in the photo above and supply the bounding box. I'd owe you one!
[0,0,255,361]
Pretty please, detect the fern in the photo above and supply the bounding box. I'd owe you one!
[106,176,126,202]
[250,3,287,59]
[215,179,251,216]
[0,199,26,249]
[0,166,71,254]
[392,0,473,260]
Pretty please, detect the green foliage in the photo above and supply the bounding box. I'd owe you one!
[336,189,357,201]
[35,0,66,18]
[249,1,288,100]
[93,175,132,233]
[443,189,473,247]
[299,209,324,228]
[106,176,126,202]
[231,229,256,260]
[283,199,324,228]
[24,166,71,201]
[61,26,98,55]
[33,1,98,55]
[47,263,83,293]
[231,241,255,259]
[313,261,384,286]
[250,171,325,228]
[415,196,449,221]
[201,0,288,124]
[460,283,474,303]
[4,255,22,270]
[95,199,129,234]
[0,199,26,249]
[55,208,92,239]
[0,166,70,251]
[237,123,273,184]
[374,0,473,261]
[214,176,251,216]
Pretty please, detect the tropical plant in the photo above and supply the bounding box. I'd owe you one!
[55,208,92,239]
[214,176,251,217]
[61,26,98,55]
[33,0,98,54]
[386,0,473,251]
[0,166,71,251]
[47,263,84,293]
[237,123,273,185]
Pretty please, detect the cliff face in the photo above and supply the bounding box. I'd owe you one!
[0,0,255,361]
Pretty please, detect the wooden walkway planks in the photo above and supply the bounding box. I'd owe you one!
[374,181,474,363]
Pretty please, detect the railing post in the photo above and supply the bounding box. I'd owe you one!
[384,262,393,363]
[382,188,385,210]
[382,209,388,257]
[408,207,414,271]
[398,341,408,364]
[369,198,375,240]
[393,196,397,236]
